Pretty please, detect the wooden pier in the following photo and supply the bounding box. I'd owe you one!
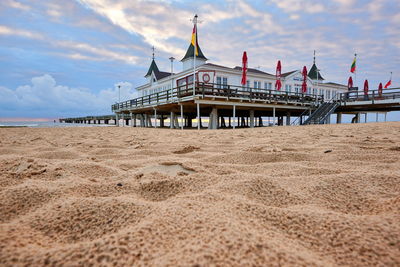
[59,85,400,128]
[110,82,323,129]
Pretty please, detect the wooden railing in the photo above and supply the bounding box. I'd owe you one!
[339,87,400,103]
[111,82,325,112]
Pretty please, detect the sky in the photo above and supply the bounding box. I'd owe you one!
[0,0,399,119]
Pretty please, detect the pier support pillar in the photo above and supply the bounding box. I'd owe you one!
[146,114,152,127]
[125,119,129,126]
[140,114,145,127]
[259,117,263,127]
[232,105,236,129]
[376,113,378,122]
[337,113,342,124]
[187,116,193,128]
[170,112,175,129]
[180,104,184,130]
[356,113,361,123]
[130,112,133,127]
[220,117,226,128]
[325,115,331,124]
[160,115,164,127]
[154,109,157,128]
[249,110,255,128]
[114,115,118,126]
[364,113,368,123]
[286,112,291,126]
[272,107,276,126]
[197,103,201,130]
[208,108,218,129]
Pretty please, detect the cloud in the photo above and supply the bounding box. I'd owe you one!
[0,25,44,40]
[0,74,138,117]
[270,0,326,14]
[2,0,31,11]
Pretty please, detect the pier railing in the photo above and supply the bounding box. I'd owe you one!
[112,82,324,112]
[339,87,400,103]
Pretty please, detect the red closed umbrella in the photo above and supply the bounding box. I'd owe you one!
[301,66,307,93]
[364,79,369,95]
[241,51,247,86]
[348,76,353,89]
[378,82,383,97]
[275,60,282,91]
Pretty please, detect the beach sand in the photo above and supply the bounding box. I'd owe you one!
[0,122,399,266]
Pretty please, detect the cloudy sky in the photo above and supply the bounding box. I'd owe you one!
[0,0,399,118]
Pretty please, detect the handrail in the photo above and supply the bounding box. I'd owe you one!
[111,82,324,112]
[339,87,400,103]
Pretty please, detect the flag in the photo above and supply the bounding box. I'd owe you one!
[347,76,353,89]
[275,80,282,91]
[350,56,356,73]
[275,60,282,90]
[384,79,391,88]
[364,79,369,95]
[191,24,198,56]
[241,51,247,85]
[302,66,307,93]
[378,82,383,97]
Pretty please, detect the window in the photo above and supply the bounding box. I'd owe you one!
[285,85,291,92]
[295,87,299,94]
[313,88,317,95]
[326,90,331,99]
[217,76,228,89]
[216,76,222,89]
[246,80,250,91]
[264,82,272,90]
[254,81,261,90]
[223,77,228,89]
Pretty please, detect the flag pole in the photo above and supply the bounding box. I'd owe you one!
[193,14,197,97]
[354,53,357,90]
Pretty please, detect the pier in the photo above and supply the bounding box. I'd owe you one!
[60,86,400,128]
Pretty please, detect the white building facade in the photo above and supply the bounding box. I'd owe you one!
[136,33,348,100]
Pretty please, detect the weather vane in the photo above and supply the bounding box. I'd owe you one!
[152,46,155,60]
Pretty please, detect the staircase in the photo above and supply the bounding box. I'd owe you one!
[302,102,339,125]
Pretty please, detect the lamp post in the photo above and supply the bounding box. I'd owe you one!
[118,84,121,103]
[169,57,175,91]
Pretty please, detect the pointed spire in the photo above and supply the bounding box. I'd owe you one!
[308,50,324,80]
[145,46,159,77]
[181,15,207,61]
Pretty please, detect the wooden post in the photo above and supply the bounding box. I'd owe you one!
[197,103,200,130]
[154,109,157,128]
[249,110,255,128]
[376,113,378,122]
[385,112,387,122]
[160,115,164,127]
[337,113,342,124]
[180,104,183,130]
[133,114,137,127]
[170,112,175,129]
[115,114,118,126]
[272,107,276,127]
[233,105,236,129]
[286,112,291,126]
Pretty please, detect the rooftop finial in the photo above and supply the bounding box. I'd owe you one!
[152,46,155,60]
[313,50,316,64]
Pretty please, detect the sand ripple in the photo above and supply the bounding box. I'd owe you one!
[0,124,399,266]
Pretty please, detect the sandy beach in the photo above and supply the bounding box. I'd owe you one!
[0,122,399,266]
